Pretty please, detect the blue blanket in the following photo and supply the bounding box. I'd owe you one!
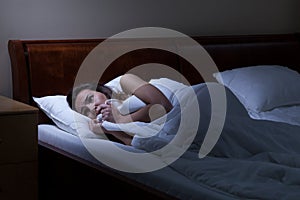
[132,83,300,199]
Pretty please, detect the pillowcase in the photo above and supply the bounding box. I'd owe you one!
[104,75,123,93]
[213,65,300,113]
[32,76,124,139]
[33,95,106,139]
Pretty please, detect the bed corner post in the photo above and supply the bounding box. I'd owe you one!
[8,40,31,104]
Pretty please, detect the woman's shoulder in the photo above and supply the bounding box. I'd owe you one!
[149,78,188,91]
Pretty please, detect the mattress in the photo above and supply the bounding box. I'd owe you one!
[38,124,237,199]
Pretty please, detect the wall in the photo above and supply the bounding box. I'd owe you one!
[1,0,299,97]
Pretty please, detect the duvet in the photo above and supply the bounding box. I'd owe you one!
[82,82,300,199]
[131,83,300,200]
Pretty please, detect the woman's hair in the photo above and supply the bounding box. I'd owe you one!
[66,83,112,110]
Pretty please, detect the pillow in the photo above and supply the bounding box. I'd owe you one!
[33,95,106,139]
[213,65,300,113]
[104,75,123,93]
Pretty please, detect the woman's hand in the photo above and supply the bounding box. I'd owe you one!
[100,102,129,123]
[89,119,132,145]
[88,119,105,135]
[99,103,113,122]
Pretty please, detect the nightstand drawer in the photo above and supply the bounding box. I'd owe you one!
[0,161,38,200]
[0,114,37,164]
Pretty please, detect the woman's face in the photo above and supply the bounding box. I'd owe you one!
[74,89,108,119]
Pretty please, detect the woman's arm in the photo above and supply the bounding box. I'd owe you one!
[88,74,172,145]
[116,74,173,123]
[103,129,133,146]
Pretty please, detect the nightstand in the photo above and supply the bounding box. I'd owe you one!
[0,95,38,200]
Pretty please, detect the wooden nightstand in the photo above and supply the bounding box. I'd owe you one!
[0,95,38,200]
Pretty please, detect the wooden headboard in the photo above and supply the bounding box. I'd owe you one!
[8,34,300,124]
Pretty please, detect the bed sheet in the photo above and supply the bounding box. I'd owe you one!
[38,124,100,163]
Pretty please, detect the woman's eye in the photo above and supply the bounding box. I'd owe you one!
[88,95,94,103]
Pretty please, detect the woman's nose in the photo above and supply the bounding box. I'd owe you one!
[94,104,100,113]
[87,103,96,113]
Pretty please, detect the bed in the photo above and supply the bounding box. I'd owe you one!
[8,33,300,200]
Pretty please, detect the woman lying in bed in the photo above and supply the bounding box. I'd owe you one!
[67,69,300,199]
[66,68,300,162]
[67,74,175,145]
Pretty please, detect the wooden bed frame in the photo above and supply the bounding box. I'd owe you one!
[8,33,300,199]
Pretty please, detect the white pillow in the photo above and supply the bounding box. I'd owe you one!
[213,65,300,113]
[33,95,106,139]
[104,75,123,93]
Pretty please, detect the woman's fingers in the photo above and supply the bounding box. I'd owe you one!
[99,103,110,111]
[101,107,113,121]
[101,107,112,114]
[99,102,124,123]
